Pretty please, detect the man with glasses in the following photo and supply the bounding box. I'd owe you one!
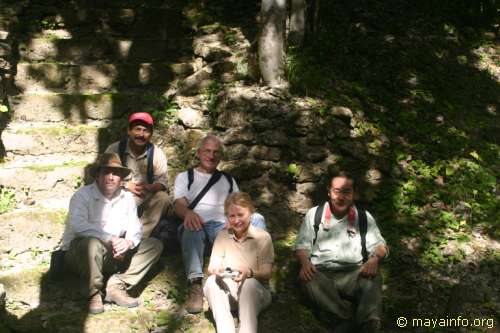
[294,171,388,333]
[173,134,266,314]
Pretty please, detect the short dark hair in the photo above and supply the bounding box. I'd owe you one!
[328,171,357,190]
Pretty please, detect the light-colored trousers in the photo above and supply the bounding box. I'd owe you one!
[302,267,382,325]
[204,275,271,333]
[64,237,163,297]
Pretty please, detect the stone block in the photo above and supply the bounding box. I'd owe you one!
[178,107,207,129]
[19,38,187,63]
[15,62,173,94]
[8,93,156,123]
[249,145,281,161]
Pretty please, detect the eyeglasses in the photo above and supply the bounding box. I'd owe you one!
[330,188,353,196]
[201,148,222,157]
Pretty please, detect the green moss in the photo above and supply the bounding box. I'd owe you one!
[24,161,89,173]
[16,125,97,136]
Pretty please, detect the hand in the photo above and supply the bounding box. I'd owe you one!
[298,261,316,282]
[233,266,250,283]
[128,181,146,198]
[183,210,204,231]
[360,256,379,278]
[207,259,224,275]
[110,236,132,259]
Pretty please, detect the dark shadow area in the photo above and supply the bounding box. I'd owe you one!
[282,0,499,331]
[0,271,89,333]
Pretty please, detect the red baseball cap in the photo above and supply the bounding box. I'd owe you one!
[128,112,154,127]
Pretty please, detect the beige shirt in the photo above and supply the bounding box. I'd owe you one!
[209,225,274,273]
[106,140,168,188]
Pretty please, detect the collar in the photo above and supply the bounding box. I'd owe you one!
[228,225,257,242]
[90,182,125,203]
[323,203,358,234]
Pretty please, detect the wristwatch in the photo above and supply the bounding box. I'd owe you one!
[370,253,384,261]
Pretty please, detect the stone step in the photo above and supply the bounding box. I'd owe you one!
[7,92,175,123]
[0,208,66,278]
[1,121,122,156]
[18,37,192,63]
[19,6,189,39]
[0,160,87,209]
[15,62,175,94]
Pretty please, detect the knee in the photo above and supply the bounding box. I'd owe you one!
[182,228,204,244]
[142,237,163,257]
[86,237,107,257]
[150,191,170,206]
[240,279,261,298]
[204,275,218,290]
[358,275,382,293]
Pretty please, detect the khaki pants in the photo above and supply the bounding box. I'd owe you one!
[204,275,272,333]
[134,191,170,238]
[64,237,163,297]
[302,267,382,325]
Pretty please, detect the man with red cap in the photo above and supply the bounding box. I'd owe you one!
[105,112,169,238]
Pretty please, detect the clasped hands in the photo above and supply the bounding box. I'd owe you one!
[110,236,133,260]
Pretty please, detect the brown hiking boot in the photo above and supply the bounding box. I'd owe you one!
[104,284,139,308]
[88,293,104,314]
[185,279,203,314]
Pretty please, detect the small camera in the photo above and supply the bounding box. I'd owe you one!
[220,267,240,279]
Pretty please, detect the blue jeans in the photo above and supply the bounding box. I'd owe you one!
[180,213,266,280]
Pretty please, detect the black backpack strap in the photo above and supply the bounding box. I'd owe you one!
[221,171,234,193]
[312,203,325,246]
[358,208,369,263]
[187,168,194,191]
[187,170,223,210]
[146,143,154,184]
[118,138,128,167]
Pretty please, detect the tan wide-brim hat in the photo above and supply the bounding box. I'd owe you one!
[91,153,131,178]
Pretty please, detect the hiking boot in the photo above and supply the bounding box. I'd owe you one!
[185,279,203,314]
[104,284,139,308]
[88,293,104,314]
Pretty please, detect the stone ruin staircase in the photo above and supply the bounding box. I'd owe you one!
[0,0,257,278]
[1,0,194,212]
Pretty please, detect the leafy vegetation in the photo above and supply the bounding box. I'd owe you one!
[145,95,180,126]
[0,186,16,214]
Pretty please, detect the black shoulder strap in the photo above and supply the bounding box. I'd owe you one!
[146,143,154,184]
[221,171,234,193]
[118,138,128,167]
[187,168,194,190]
[312,203,325,246]
[358,208,369,263]
[187,170,222,210]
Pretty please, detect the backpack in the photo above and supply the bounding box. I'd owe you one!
[187,167,234,195]
[313,203,369,263]
[118,138,155,184]
[151,168,234,255]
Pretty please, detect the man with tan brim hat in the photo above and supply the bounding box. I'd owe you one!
[61,153,163,314]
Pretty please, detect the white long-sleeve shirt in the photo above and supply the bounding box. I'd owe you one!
[61,182,142,250]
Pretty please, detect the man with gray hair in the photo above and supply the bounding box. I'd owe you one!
[173,134,266,314]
